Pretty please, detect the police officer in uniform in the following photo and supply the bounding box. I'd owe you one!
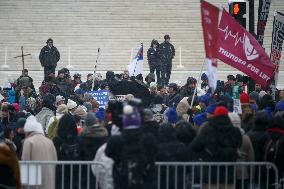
[147,39,161,85]
[159,35,175,86]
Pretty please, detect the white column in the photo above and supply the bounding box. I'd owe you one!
[177,47,184,68]
[66,47,73,69]
[2,47,9,69]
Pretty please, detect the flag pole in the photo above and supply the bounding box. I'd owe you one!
[190,60,205,108]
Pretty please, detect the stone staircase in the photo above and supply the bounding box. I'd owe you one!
[0,0,283,74]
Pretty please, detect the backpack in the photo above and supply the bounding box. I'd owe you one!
[263,137,283,164]
[59,142,81,161]
[117,140,153,188]
[47,117,59,140]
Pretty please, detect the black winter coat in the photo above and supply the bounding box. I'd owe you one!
[165,92,182,107]
[189,116,242,184]
[106,129,158,189]
[39,45,60,67]
[158,41,175,62]
[147,47,160,65]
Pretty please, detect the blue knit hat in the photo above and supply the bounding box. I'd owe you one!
[166,107,179,124]
[205,103,217,114]
[193,113,207,126]
[199,95,210,106]
[95,108,105,121]
[201,73,208,81]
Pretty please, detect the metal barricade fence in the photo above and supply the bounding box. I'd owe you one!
[155,162,280,189]
[19,161,107,189]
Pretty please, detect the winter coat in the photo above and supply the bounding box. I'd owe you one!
[53,136,85,189]
[21,132,57,189]
[190,115,242,184]
[39,45,60,67]
[176,97,190,120]
[147,47,160,65]
[13,132,25,159]
[165,92,182,107]
[236,133,255,180]
[92,143,114,189]
[79,125,108,160]
[35,107,54,132]
[141,120,159,137]
[105,129,158,189]
[158,41,175,62]
[247,128,268,162]
[157,125,188,189]
[0,143,21,189]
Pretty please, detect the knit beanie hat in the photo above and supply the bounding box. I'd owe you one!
[166,107,179,124]
[83,102,92,112]
[67,99,77,110]
[198,95,210,106]
[213,106,228,117]
[74,106,87,119]
[249,91,259,102]
[84,112,97,127]
[56,104,68,114]
[55,95,65,106]
[193,112,207,126]
[17,117,26,129]
[240,93,250,104]
[276,101,284,112]
[143,109,154,122]
[206,103,217,114]
[24,115,44,134]
[95,108,105,121]
[123,105,141,129]
[12,103,20,113]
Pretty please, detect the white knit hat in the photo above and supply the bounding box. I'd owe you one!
[67,99,77,110]
[24,115,44,134]
[55,95,65,107]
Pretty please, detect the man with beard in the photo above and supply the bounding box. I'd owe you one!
[159,35,175,86]
[39,38,60,81]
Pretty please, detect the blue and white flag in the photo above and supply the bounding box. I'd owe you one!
[128,43,143,76]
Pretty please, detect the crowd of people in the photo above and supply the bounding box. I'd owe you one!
[0,64,284,189]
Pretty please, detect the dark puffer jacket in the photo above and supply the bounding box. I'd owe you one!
[190,115,242,184]
[106,128,158,189]
[39,45,60,67]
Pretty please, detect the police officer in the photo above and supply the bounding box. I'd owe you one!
[39,38,60,81]
[147,39,161,85]
[159,34,175,86]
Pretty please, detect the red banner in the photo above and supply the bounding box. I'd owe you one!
[201,0,219,58]
[216,10,275,88]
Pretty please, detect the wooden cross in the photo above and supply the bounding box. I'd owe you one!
[13,46,31,70]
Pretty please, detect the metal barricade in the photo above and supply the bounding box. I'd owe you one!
[19,161,107,189]
[155,162,280,189]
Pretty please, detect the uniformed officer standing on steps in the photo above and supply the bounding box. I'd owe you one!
[159,34,175,86]
[39,38,60,81]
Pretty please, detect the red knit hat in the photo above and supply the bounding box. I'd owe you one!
[240,93,250,103]
[213,106,228,117]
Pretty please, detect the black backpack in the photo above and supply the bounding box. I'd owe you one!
[59,143,81,161]
[263,137,283,164]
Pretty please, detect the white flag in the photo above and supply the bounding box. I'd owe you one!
[128,44,143,76]
[205,58,218,93]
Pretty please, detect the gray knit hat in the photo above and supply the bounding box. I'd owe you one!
[84,112,97,127]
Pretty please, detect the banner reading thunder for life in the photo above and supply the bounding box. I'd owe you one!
[270,11,284,83]
[216,10,275,88]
